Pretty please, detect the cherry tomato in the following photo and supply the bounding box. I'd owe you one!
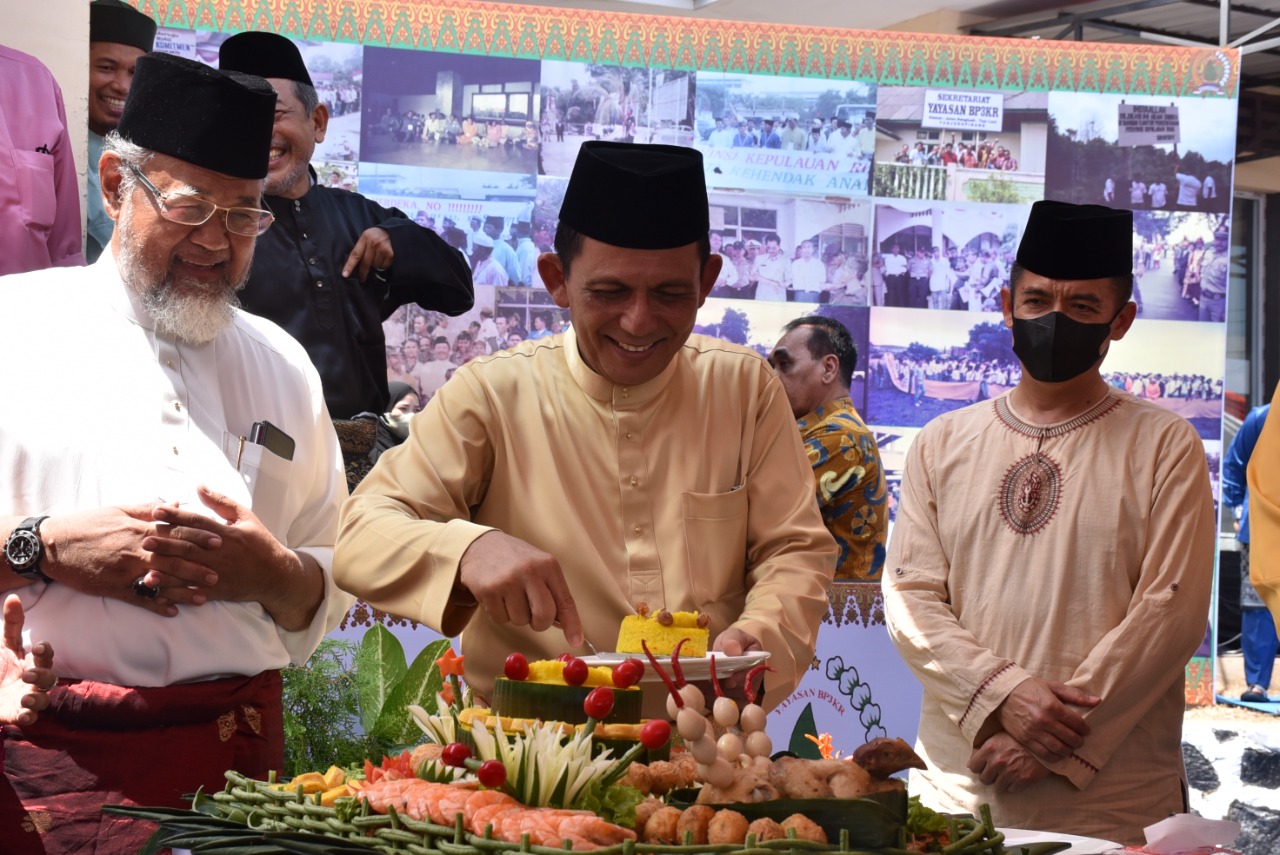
[639,719,672,751]
[556,653,575,663]
[477,759,507,789]
[441,742,471,768]
[583,686,616,719]
[562,656,589,686]
[504,653,530,681]
[611,658,644,689]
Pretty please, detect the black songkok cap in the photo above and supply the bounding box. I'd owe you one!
[1016,200,1133,280]
[90,0,157,52]
[117,52,276,179]
[218,31,313,87]
[559,142,708,250]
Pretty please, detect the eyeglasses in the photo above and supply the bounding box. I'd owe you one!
[125,162,274,237]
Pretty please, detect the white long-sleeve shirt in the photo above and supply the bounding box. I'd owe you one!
[0,253,352,686]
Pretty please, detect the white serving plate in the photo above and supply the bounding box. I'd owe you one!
[580,651,770,682]
[999,828,1123,854]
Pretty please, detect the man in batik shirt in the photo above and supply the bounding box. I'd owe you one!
[770,316,887,580]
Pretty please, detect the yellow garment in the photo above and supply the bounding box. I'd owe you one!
[883,388,1214,845]
[797,396,887,580]
[334,328,837,715]
[1247,391,1280,622]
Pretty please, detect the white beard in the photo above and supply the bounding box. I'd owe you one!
[116,197,250,345]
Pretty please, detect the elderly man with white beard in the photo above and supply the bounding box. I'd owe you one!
[0,53,351,855]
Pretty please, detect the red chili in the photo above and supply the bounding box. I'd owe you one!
[671,637,690,688]
[641,639,682,707]
[709,653,725,698]
[745,664,774,705]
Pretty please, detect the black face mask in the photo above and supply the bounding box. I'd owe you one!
[1011,311,1117,383]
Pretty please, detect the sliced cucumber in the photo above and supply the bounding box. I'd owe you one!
[491,677,643,724]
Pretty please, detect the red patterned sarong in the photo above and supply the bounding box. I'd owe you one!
[1,671,283,855]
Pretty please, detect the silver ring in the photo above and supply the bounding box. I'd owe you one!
[132,577,159,600]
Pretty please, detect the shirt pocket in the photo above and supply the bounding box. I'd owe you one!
[13,149,56,234]
[222,431,294,539]
[682,488,748,611]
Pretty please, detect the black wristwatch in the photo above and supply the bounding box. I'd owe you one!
[4,516,51,583]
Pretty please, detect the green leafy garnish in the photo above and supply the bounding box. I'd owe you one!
[574,780,645,828]
[906,794,949,834]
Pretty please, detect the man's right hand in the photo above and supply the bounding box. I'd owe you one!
[995,677,1100,763]
[458,531,583,647]
[40,506,222,617]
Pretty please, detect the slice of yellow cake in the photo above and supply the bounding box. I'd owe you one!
[615,609,709,657]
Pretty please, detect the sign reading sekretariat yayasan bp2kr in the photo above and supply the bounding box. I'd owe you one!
[143,0,1240,745]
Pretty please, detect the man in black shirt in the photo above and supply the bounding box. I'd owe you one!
[219,32,473,418]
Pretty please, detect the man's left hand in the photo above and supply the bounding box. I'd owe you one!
[140,486,320,630]
[966,732,1050,793]
[0,594,55,727]
[691,628,763,708]
[342,227,394,282]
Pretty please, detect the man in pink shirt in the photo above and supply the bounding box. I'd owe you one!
[0,45,85,275]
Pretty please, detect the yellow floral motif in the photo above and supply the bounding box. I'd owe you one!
[242,705,262,735]
[22,810,53,833]
[217,710,236,742]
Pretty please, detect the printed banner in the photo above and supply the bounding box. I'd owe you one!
[1118,102,1181,146]
[139,0,1239,753]
[922,89,1004,132]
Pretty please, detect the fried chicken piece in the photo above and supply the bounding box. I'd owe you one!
[696,755,779,804]
[851,737,927,779]
[770,755,835,799]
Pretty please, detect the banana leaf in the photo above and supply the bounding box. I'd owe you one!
[664,789,906,848]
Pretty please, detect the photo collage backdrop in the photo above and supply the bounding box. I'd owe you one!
[147,0,1241,745]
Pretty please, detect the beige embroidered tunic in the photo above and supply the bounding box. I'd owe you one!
[883,387,1214,844]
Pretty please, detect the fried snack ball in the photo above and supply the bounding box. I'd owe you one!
[634,797,664,832]
[641,806,683,843]
[650,757,701,798]
[747,817,785,842]
[623,763,652,795]
[707,809,750,845]
[676,805,715,845]
[781,814,828,844]
[670,750,698,779]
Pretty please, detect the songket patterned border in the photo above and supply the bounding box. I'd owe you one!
[132,0,1240,98]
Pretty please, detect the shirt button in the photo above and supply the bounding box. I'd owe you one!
[309,257,318,265]
[625,433,633,440]
[315,280,323,288]
[302,232,308,239]
[172,446,179,455]
[294,200,301,210]
[634,525,642,535]
[630,476,639,487]
[173,402,181,412]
